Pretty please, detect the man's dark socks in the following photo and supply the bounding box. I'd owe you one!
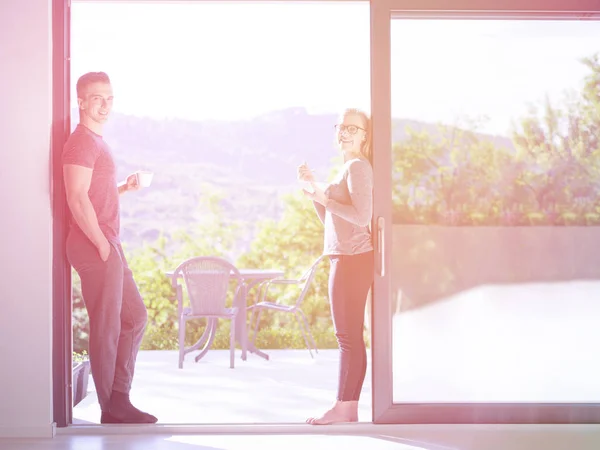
[101,390,157,424]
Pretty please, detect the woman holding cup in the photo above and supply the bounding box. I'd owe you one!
[298,108,374,425]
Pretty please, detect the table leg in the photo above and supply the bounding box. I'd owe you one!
[192,319,217,362]
[248,345,270,361]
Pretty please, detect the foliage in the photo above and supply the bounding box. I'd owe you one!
[72,53,600,353]
[237,192,338,349]
[72,350,88,363]
[72,190,340,352]
[393,53,600,226]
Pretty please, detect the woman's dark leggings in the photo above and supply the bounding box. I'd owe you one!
[328,251,374,402]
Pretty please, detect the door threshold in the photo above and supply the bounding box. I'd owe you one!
[54,422,600,450]
[57,422,395,436]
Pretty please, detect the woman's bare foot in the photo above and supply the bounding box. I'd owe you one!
[306,400,359,425]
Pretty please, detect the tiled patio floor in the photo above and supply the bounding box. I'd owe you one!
[73,349,372,425]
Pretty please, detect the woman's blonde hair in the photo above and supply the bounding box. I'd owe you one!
[342,108,372,163]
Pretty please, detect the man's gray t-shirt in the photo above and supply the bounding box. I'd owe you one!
[314,157,374,256]
[62,124,120,242]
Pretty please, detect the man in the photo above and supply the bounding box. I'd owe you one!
[62,71,157,424]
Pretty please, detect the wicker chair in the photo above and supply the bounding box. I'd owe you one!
[172,256,243,368]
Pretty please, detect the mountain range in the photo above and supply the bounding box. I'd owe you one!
[79,107,513,251]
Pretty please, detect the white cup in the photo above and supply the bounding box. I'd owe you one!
[136,171,154,188]
[303,181,315,193]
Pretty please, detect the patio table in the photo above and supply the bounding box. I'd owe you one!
[166,268,284,362]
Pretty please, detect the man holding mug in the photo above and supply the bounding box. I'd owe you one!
[62,71,157,424]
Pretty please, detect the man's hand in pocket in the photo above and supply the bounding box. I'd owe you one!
[98,239,111,262]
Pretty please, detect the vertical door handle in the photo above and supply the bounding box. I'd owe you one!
[377,216,385,277]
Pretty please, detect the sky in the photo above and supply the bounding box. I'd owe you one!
[71,1,600,135]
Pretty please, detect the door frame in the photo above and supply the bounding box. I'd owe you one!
[51,0,370,428]
[370,0,600,424]
[52,0,72,428]
[52,0,600,428]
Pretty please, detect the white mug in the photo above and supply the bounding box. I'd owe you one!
[136,171,154,188]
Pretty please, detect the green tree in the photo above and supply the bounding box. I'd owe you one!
[392,120,514,225]
[511,53,600,225]
[391,53,600,227]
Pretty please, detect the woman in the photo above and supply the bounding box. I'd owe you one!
[298,108,374,425]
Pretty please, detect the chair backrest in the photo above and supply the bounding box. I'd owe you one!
[294,255,326,308]
[173,256,242,315]
[298,255,325,281]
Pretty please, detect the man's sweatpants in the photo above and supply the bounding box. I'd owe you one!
[66,229,148,412]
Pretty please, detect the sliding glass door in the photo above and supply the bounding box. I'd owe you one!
[370,0,600,424]
[55,0,372,427]
[54,0,600,427]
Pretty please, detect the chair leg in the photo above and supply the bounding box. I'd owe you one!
[294,312,314,359]
[194,318,218,363]
[178,318,186,369]
[253,308,263,345]
[248,306,259,343]
[249,307,256,342]
[298,309,319,354]
[230,316,236,369]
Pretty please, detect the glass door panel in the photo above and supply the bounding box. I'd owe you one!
[370,0,600,423]
[390,18,600,405]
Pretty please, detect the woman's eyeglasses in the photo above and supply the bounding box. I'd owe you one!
[334,124,365,135]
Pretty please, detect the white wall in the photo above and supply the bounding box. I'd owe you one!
[0,0,55,439]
